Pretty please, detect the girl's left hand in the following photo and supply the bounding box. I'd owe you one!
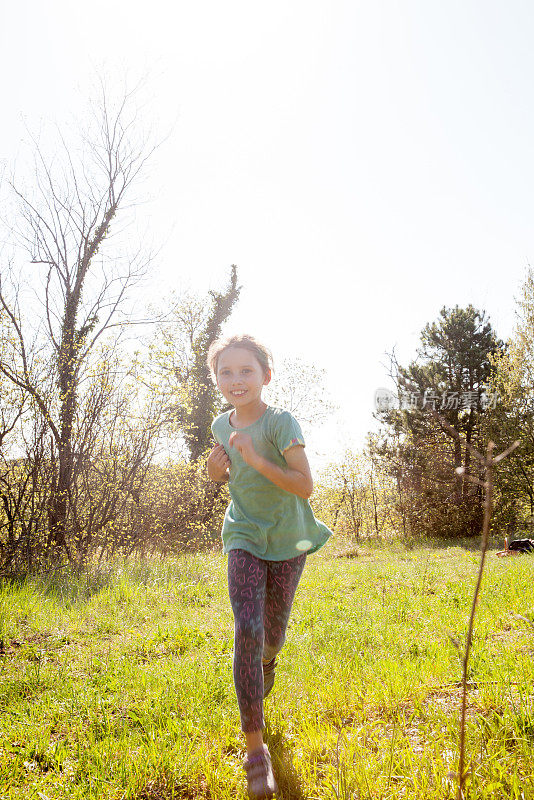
[228,431,258,467]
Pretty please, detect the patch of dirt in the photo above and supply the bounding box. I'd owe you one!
[422,685,483,716]
[334,548,374,559]
[0,631,69,657]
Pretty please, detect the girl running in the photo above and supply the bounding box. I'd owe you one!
[207,334,333,799]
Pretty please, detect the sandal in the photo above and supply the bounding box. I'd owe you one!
[243,744,278,799]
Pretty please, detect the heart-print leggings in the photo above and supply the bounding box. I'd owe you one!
[227,548,307,732]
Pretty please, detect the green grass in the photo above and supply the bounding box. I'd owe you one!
[0,539,533,799]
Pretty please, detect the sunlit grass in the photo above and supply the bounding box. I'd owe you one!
[0,541,533,799]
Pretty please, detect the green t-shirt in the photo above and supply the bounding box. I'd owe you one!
[211,405,333,561]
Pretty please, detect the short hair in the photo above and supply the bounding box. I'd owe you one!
[207,334,273,380]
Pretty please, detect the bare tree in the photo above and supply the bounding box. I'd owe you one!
[0,78,158,563]
[264,357,335,426]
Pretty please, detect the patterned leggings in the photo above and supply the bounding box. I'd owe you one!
[227,548,307,732]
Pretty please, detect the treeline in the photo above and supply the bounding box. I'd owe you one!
[0,84,335,574]
[1,85,532,573]
[315,294,534,544]
[0,255,238,571]
[0,87,242,573]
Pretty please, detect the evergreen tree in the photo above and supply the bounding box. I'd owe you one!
[373,305,504,537]
[398,306,503,489]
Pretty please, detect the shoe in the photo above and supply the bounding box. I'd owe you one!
[263,657,277,698]
[243,744,278,799]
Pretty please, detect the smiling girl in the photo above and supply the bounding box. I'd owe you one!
[206,334,333,799]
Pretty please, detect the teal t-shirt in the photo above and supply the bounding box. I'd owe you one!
[211,405,333,561]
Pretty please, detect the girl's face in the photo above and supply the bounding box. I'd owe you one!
[216,346,271,408]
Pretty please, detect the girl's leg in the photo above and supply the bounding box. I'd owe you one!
[227,549,267,743]
[263,552,307,663]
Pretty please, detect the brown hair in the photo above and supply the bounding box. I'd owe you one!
[207,334,273,380]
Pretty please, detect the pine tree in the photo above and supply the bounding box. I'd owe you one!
[374,305,504,538]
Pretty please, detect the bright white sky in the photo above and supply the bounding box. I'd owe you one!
[2,1,534,469]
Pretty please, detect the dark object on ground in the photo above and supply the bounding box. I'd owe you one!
[508,538,534,553]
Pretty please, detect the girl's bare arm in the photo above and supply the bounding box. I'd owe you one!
[229,431,313,498]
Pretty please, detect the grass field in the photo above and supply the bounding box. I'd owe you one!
[1,538,533,799]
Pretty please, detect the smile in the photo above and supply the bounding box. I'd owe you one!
[231,390,247,396]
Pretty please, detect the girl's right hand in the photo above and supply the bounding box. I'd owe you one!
[207,444,231,482]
